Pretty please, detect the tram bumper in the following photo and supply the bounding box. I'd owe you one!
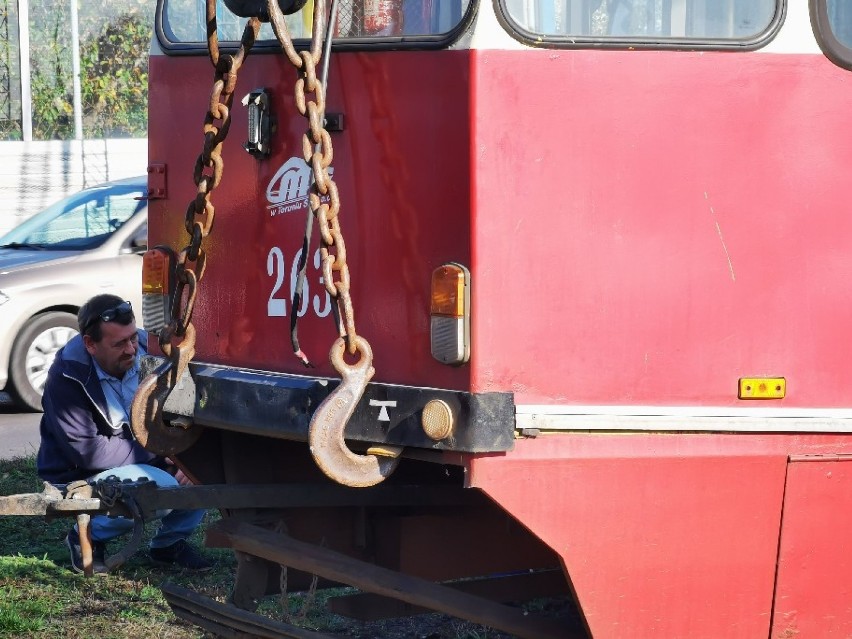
[142,356,515,455]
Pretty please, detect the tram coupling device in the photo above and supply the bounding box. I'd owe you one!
[131,326,204,456]
[0,477,149,573]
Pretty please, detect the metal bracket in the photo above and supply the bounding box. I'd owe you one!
[147,163,167,199]
[324,113,344,132]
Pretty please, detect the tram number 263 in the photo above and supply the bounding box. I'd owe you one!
[266,246,332,319]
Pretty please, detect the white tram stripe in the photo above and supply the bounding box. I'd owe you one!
[515,404,852,433]
[763,0,822,55]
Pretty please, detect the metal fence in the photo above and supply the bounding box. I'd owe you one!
[0,0,153,141]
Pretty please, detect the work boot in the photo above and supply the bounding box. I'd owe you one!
[149,539,213,571]
[65,527,108,574]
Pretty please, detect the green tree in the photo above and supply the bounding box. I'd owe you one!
[80,12,151,138]
[27,0,152,140]
[29,2,73,140]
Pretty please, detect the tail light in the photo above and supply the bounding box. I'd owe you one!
[141,246,176,336]
[430,263,470,365]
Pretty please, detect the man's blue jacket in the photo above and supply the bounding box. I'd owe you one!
[36,330,161,484]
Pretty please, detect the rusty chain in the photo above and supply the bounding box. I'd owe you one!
[267,0,396,487]
[164,6,261,355]
[134,0,391,484]
[267,0,361,355]
[132,6,260,455]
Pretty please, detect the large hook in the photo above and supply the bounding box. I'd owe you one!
[131,325,203,456]
[309,336,399,487]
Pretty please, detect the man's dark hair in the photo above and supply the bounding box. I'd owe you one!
[78,294,136,342]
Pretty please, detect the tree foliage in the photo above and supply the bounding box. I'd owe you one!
[79,12,150,137]
[27,0,152,140]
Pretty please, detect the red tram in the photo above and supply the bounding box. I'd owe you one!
[134,0,852,636]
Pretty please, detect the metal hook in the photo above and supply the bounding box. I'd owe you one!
[308,336,400,487]
[131,325,203,456]
[103,494,145,572]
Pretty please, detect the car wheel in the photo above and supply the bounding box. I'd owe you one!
[8,311,79,412]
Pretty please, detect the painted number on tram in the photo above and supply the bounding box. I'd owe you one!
[266,246,331,318]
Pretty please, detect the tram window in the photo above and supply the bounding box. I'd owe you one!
[810,0,852,70]
[160,0,469,45]
[821,0,852,48]
[826,0,852,47]
[501,0,779,42]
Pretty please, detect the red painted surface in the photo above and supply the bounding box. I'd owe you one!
[150,47,852,409]
[772,457,852,638]
[148,51,473,388]
[148,37,852,639]
[470,49,852,407]
[469,434,852,639]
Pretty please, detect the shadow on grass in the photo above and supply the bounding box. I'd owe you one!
[0,455,556,639]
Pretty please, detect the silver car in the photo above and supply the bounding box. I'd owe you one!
[0,176,147,411]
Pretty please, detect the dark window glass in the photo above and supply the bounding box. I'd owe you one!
[161,0,468,43]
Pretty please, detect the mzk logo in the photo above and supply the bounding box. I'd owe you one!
[266,157,334,217]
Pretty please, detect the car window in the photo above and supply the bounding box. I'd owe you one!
[0,185,145,250]
[125,222,148,252]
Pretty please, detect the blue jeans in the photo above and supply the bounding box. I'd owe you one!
[80,464,206,549]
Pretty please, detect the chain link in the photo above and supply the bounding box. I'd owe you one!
[161,4,261,359]
[268,0,361,354]
[166,0,360,357]
[132,0,386,485]
[133,3,261,456]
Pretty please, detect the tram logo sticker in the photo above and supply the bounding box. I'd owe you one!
[266,156,334,217]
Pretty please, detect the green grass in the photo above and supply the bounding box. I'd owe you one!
[0,456,549,638]
[0,456,232,639]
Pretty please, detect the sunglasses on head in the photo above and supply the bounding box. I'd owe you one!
[83,301,133,334]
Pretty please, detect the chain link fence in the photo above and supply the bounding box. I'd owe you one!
[0,0,153,141]
[0,0,21,139]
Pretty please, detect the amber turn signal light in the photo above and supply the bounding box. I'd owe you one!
[430,263,470,365]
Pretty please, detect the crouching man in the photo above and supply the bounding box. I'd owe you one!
[36,293,211,574]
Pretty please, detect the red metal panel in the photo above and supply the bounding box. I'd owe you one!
[470,49,852,407]
[469,435,789,639]
[772,457,852,638]
[147,51,473,389]
[150,47,852,410]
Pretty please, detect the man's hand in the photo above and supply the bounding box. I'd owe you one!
[165,457,194,486]
[174,468,192,486]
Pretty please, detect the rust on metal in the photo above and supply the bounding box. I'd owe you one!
[146,163,167,199]
[265,1,344,326]
[163,583,340,638]
[132,3,261,456]
[327,569,570,621]
[308,337,399,487]
[207,519,579,639]
[0,479,146,574]
[266,0,390,486]
[131,325,203,456]
[133,0,391,487]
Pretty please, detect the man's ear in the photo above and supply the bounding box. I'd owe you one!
[82,334,97,355]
